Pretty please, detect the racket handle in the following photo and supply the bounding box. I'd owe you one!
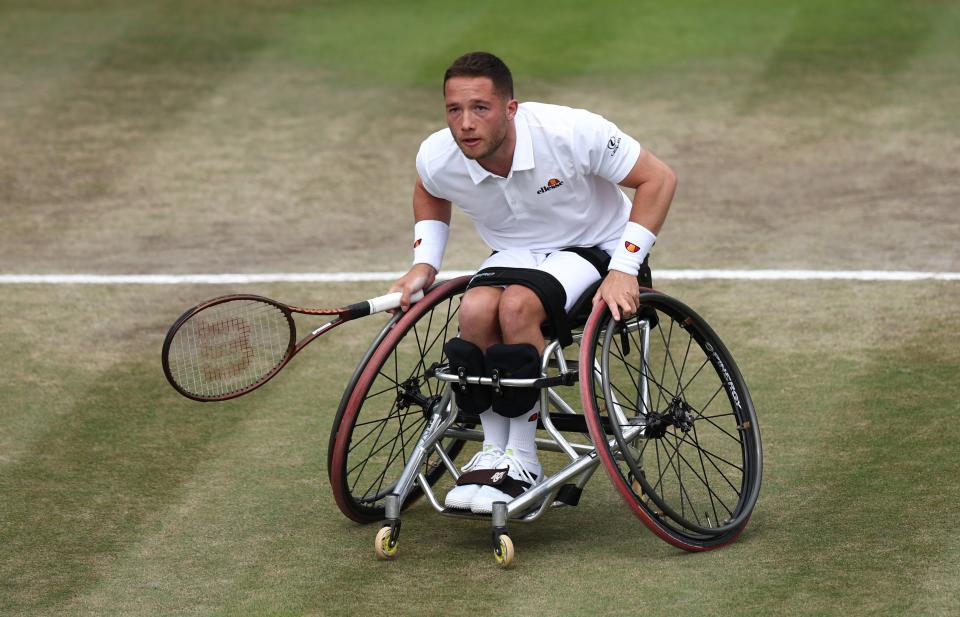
[345,289,425,318]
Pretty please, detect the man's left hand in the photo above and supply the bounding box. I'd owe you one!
[593,270,640,321]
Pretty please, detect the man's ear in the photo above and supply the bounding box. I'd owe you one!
[505,98,518,120]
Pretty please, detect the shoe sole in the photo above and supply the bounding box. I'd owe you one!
[445,486,481,510]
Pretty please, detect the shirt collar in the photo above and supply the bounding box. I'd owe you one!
[464,109,535,184]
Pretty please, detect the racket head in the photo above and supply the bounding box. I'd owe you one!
[162,295,296,401]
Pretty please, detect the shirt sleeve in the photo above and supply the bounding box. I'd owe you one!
[415,141,444,199]
[571,109,643,184]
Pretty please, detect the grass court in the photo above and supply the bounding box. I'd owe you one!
[1,1,958,615]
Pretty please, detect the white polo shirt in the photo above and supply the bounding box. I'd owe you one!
[415,102,642,254]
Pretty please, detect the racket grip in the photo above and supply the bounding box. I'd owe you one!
[345,290,425,318]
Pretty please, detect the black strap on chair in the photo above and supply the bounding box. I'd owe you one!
[468,248,653,348]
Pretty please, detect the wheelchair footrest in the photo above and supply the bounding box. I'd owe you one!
[554,484,582,507]
[440,507,491,520]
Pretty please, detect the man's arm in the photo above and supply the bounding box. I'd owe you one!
[389,177,453,311]
[594,149,677,320]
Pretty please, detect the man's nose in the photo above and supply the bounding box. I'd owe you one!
[460,110,475,131]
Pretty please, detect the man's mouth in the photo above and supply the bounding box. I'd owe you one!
[461,137,481,147]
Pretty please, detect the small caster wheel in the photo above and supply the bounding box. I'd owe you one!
[375,526,398,560]
[494,534,514,569]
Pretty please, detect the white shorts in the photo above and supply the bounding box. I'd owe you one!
[474,248,607,312]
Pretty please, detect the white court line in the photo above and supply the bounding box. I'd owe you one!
[0,270,958,284]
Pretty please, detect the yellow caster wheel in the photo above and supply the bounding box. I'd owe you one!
[375,526,398,560]
[494,534,514,569]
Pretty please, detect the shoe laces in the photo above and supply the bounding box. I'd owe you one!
[460,445,503,472]
[493,450,540,485]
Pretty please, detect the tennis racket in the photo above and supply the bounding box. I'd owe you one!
[162,290,423,402]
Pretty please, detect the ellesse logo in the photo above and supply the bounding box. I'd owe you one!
[413,238,422,248]
[536,178,564,195]
[625,241,640,253]
[490,471,506,483]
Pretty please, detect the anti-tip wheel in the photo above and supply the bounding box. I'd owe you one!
[494,534,514,569]
[375,526,398,561]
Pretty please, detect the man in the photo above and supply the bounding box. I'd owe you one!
[389,52,676,513]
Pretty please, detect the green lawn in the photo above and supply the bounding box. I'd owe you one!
[1,281,958,616]
[1,1,958,615]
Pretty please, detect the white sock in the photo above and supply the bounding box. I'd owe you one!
[506,402,541,471]
[479,408,508,451]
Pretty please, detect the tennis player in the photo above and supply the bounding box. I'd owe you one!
[389,51,676,513]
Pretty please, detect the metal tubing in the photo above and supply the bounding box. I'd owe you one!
[536,340,580,460]
[433,372,566,389]
[432,439,461,480]
[389,393,459,504]
[417,472,446,513]
[385,494,400,520]
[506,451,600,516]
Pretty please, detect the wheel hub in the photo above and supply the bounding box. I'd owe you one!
[395,378,440,419]
[644,396,695,438]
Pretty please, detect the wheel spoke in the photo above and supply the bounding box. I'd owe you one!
[594,295,761,542]
[333,282,471,522]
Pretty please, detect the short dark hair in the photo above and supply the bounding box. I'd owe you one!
[443,51,514,99]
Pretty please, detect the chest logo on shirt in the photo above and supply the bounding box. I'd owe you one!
[536,178,564,195]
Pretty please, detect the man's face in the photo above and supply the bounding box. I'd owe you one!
[443,76,517,161]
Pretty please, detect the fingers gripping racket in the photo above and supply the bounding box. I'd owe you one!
[162,290,423,402]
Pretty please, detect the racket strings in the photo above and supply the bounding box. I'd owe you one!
[168,300,292,398]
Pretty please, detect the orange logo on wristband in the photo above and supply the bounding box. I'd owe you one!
[625,241,640,253]
[413,238,422,248]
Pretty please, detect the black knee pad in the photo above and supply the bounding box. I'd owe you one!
[442,337,491,414]
[486,343,541,418]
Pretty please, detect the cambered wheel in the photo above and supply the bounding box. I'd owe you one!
[329,276,473,523]
[580,292,762,551]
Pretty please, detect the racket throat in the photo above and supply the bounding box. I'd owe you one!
[311,320,340,337]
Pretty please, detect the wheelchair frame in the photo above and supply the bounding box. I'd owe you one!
[328,275,762,567]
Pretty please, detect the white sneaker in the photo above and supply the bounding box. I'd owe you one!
[444,445,504,509]
[470,450,542,514]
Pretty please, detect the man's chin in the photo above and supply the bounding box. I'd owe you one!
[456,140,487,159]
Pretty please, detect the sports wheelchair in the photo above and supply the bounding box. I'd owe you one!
[326,266,762,567]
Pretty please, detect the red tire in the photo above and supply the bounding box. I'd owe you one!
[579,294,762,551]
[329,276,472,523]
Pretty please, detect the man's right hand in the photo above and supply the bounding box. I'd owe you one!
[388,263,437,312]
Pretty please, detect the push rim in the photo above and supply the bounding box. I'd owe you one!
[582,293,762,548]
[329,277,472,523]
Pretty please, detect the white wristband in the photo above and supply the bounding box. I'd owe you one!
[608,222,656,276]
[412,219,449,272]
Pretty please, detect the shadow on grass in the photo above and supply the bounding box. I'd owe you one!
[1,2,277,207]
[741,0,934,114]
[0,358,252,613]
[717,341,959,614]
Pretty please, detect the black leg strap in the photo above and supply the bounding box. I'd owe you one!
[468,267,572,346]
[486,343,541,418]
[442,337,491,413]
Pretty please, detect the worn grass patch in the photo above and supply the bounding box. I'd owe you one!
[0,281,957,615]
[1,1,959,615]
